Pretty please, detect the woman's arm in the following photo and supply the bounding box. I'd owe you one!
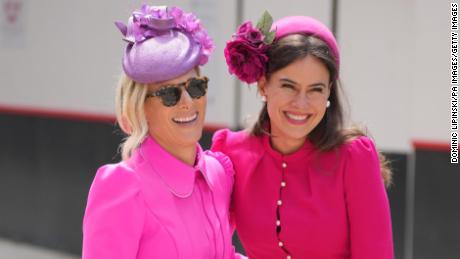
[82,164,145,259]
[344,137,394,259]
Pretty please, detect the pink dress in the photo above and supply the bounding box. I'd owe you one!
[83,136,245,259]
[212,129,394,259]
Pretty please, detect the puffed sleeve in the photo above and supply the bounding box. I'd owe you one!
[209,150,234,175]
[344,137,394,259]
[211,128,230,153]
[209,131,235,221]
[82,163,145,259]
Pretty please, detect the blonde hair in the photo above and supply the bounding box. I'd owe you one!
[115,73,149,160]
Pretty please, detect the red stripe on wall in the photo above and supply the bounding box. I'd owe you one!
[0,104,227,132]
[412,140,451,152]
[1,105,454,150]
[0,104,116,123]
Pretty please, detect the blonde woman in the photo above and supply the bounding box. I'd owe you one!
[82,4,245,259]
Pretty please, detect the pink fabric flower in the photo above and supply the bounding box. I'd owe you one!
[224,21,269,84]
[235,21,263,44]
[224,11,276,84]
[224,38,268,84]
[169,6,214,65]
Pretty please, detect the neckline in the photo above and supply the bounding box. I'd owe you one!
[138,135,212,198]
[262,133,316,162]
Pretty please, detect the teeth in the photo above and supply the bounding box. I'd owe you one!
[285,112,308,121]
[173,113,198,123]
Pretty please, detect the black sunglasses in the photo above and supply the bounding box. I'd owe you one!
[146,76,209,107]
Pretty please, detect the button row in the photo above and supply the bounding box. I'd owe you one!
[279,161,291,259]
[278,241,292,258]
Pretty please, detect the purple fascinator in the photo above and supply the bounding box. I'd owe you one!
[115,5,214,84]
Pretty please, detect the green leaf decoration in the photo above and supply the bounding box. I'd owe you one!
[264,30,276,44]
[256,11,273,34]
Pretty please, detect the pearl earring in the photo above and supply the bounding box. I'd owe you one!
[326,100,331,108]
[261,95,267,102]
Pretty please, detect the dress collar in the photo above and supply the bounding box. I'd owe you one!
[138,135,211,198]
[262,133,316,162]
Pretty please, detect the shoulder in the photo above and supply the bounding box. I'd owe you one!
[202,151,236,193]
[308,136,377,163]
[87,161,141,202]
[83,161,146,248]
[342,136,379,161]
[339,136,381,182]
[211,128,262,153]
[204,150,235,177]
[210,129,266,179]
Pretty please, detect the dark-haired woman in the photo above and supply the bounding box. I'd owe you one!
[212,15,394,259]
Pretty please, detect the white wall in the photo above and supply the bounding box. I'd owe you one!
[338,0,449,152]
[411,0,451,142]
[0,0,237,126]
[338,0,415,152]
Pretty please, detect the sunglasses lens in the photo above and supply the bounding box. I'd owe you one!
[187,78,207,98]
[161,87,181,107]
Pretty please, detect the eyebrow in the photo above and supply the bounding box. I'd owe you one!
[279,78,327,88]
[156,79,189,90]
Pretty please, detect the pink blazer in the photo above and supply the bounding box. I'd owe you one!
[83,136,245,259]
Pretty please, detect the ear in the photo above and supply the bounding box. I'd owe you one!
[257,75,268,96]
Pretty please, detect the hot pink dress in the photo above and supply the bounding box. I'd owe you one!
[212,129,394,259]
[83,136,245,259]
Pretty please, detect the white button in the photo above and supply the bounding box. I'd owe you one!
[287,256,292,259]
[282,162,287,168]
[277,200,283,206]
[276,220,281,226]
[281,181,286,187]
[278,241,284,247]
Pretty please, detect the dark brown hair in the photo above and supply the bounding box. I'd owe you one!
[251,34,392,187]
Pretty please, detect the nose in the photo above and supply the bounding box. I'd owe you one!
[291,92,310,109]
[176,87,193,109]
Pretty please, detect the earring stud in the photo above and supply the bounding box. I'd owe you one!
[326,100,331,108]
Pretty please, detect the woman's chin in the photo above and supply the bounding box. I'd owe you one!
[172,127,203,145]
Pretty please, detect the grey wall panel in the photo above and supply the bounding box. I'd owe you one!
[385,153,408,259]
[413,150,460,259]
[0,114,122,254]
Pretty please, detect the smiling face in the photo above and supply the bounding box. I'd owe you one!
[258,54,331,153]
[144,69,206,151]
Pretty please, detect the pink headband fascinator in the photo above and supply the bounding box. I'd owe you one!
[115,4,215,84]
[224,12,340,84]
[274,16,340,74]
